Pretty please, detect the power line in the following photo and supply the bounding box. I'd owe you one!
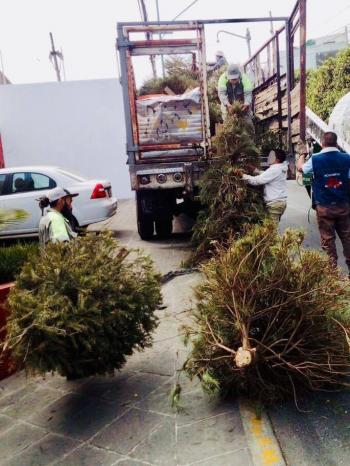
[321,22,350,37]
[326,3,350,24]
[136,0,143,20]
[172,0,200,21]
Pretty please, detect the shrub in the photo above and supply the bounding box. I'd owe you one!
[183,221,350,404]
[0,243,39,284]
[139,75,198,96]
[307,47,350,121]
[3,233,162,379]
[139,57,198,96]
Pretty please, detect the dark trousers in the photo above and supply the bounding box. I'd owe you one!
[316,203,350,270]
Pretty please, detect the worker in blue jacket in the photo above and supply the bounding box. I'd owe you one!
[297,131,350,273]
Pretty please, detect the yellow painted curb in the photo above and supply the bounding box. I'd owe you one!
[238,398,286,466]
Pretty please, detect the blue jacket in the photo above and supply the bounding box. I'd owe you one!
[311,150,350,206]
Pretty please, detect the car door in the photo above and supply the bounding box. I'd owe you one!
[0,171,56,236]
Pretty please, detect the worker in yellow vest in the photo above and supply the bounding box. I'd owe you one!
[38,187,78,248]
[218,63,253,121]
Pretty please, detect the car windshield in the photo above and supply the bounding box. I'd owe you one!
[57,168,87,182]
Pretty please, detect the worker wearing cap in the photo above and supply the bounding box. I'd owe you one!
[208,50,228,73]
[218,63,253,120]
[38,187,79,248]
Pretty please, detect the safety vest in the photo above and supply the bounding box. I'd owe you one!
[39,209,77,248]
[218,72,252,104]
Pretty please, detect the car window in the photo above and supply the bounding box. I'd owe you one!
[10,172,56,194]
[31,173,55,189]
[0,174,6,195]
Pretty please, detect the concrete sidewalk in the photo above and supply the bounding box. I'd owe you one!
[0,200,255,466]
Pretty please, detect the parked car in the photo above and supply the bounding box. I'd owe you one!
[0,166,117,238]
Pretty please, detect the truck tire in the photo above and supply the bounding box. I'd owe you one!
[136,191,155,240]
[155,216,173,239]
[138,216,154,240]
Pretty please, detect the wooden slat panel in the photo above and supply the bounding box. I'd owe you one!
[254,81,300,121]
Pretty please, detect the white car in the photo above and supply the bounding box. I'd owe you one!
[0,166,117,238]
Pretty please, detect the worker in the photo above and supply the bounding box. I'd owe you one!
[297,131,350,273]
[62,189,79,232]
[218,63,253,120]
[38,187,78,248]
[241,149,288,223]
[207,50,228,73]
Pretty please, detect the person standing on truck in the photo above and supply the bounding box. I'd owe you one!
[241,149,288,223]
[38,187,78,248]
[208,50,228,73]
[218,63,253,121]
[297,131,350,273]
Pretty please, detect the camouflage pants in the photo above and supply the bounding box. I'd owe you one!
[267,200,287,223]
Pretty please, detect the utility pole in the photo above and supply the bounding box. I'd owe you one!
[49,32,62,82]
[246,28,252,58]
[269,11,276,74]
[139,0,157,79]
[155,0,165,77]
[269,11,274,36]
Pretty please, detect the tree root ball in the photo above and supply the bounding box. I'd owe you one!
[183,221,350,403]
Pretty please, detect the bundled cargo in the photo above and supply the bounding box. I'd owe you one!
[137,88,203,146]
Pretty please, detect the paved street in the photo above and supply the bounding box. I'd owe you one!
[0,182,350,465]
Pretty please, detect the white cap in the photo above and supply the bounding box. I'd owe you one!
[47,187,71,203]
[227,63,241,80]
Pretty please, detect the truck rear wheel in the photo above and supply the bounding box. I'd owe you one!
[138,216,154,240]
[155,216,173,239]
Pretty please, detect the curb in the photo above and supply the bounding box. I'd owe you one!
[239,398,286,466]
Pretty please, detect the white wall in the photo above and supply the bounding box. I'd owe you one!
[0,78,132,199]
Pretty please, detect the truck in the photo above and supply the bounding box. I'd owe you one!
[117,0,307,239]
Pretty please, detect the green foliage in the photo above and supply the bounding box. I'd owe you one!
[307,47,350,121]
[189,104,265,264]
[165,55,197,81]
[254,125,286,156]
[3,233,162,379]
[0,242,39,284]
[207,66,227,131]
[139,75,197,96]
[170,383,182,409]
[139,56,198,96]
[184,221,350,403]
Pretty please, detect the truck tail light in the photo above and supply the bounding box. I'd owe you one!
[156,173,167,184]
[91,183,107,199]
[139,175,150,185]
[173,172,183,183]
